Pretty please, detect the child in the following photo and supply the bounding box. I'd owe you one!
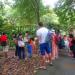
[27,38,33,58]
[68,34,74,57]
[27,37,37,58]
[30,38,36,53]
[34,37,38,54]
[64,35,70,55]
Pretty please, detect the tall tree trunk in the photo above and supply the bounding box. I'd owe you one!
[35,0,40,24]
[31,0,40,24]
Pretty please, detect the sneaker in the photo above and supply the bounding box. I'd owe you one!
[49,62,53,66]
[39,66,47,70]
[45,60,49,63]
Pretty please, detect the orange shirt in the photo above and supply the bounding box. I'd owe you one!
[30,40,37,53]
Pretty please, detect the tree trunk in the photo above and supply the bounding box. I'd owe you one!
[31,0,40,24]
[35,0,40,24]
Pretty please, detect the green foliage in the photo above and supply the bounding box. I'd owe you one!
[55,0,75,30]
[41,9,59,24]
[13,0,41,24]
[0,16,4,27]
[1,0,75,46]
[1,0,75,40]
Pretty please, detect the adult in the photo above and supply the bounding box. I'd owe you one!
[68,31,74,57]
[51,30,58,60]
[71,37,75,58]
[63,35,69,55]
[12,34,18,56]
[18,33,25,59]
[1,32,8,58]
[36,22,52,69]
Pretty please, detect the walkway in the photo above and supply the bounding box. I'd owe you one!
[36,56,75,75]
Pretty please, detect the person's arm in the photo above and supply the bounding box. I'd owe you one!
[6,35,9,45]
[36,31,41,43]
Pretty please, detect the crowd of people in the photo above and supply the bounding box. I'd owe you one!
[0,22,75,69]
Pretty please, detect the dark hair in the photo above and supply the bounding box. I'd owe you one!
[30,37,34,41]
[26,31,29,33]
[19,33,22,36]
[69,34,74,38]
[28,37,34,44]
[64,35,66,37]
[2,32,5,35]
[38,22,43,27]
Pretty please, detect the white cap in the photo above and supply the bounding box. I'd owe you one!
[51,29,55,33]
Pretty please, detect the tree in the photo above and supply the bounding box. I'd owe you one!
[0,1,5,29]
[55,0,75,30]
[41,8,59,24]
[13,0,42,24]
[0,0,13,33]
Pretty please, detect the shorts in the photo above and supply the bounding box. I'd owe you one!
[3,45,9,52]
[39,43,51,55]
[1,41,7,46]
[27,44,32,57]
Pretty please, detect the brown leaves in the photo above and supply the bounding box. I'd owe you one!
[0,51,40,75]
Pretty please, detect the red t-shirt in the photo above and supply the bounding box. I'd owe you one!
[1,35,7,42]
[0,36,1,43]
[52,34,58,44]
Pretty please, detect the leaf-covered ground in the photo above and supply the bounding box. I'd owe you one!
[0,51,40,75]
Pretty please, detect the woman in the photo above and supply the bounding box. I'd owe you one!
[71,37,75,58]
[18,34,25,59]
[12,34,18,56]
[1,33,9,58]
[24,31,31,58]
[51,30,58,60]
[68,34,74,57]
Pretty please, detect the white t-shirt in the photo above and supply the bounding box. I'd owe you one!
[24,37,28,43]
[18,40,25,47]
[64,40,69,47]
[24,36,30,43]
[36,27,49,44]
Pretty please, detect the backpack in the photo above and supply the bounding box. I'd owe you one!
[45,31,52,43]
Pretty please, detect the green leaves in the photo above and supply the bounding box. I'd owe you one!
[13,0,41,24]
[41,11,59,24]
[55,0,75,30]
[1,0,75,33]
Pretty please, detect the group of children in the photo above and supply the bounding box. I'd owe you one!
[12,31,38,59]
